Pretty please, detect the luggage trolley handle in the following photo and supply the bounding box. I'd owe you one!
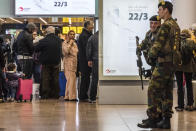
[21,53,30,79]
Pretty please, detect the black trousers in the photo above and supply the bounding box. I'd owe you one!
[89,60,98,101]
[175,71,194,107]
[41,64,60,99]
[79,70,91,100]
[0,70,8,99]
[18,59,33,79]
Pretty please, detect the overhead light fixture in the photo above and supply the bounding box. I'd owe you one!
[9,17,23,24]
[46,24,63,26]
[69,18,72,25]
[39,17,48,24]
[0,18,6,23]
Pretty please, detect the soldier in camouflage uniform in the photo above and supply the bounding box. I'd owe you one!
[137,15,161,122]
[138,15,161,70]
[138,1,180,129]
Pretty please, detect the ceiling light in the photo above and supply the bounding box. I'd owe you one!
[69,18,72,25]
[9,17,23,24]
[0,18,6,23]
[39,17,48,24]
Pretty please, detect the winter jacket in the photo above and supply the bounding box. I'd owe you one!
[62,40,78,72]
[1,43,11,55]
[6,71,21,88]
[78,28,92,73]
[17,30,34,56]
[0,45,5,69]
[35,33,62,65]
[86,31,99,61]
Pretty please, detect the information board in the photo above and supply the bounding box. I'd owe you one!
[15,0,95,16]
[103,0,159,76]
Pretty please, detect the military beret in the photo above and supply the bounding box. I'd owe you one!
[158,1,173,14]
[158,1,173,8]
[149,15,161,21]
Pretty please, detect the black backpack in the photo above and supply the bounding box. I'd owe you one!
[180,39,193,65]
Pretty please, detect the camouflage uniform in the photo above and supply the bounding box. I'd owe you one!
[140,28,159,67]
[139,28,160,106]
[147,17,180,119]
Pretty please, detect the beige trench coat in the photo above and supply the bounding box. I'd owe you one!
[62,40,78,100]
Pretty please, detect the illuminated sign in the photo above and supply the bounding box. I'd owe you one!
[15,0,95,16]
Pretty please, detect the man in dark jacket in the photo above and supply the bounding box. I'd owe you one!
[0,38,5,101]
[17,23,37,79]
[78,21,94,101]
[0,38,5,70]
[35,26,62,99]
[86,31,99,103]
[0,37,6,66]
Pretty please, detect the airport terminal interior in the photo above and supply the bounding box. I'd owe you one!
[1,0,196,131]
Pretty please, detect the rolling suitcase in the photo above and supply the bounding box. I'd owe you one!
[59,71,66,96]
[16,78,33,102]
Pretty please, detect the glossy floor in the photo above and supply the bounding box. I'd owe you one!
[0,95,195,131]
[0,90,196,131]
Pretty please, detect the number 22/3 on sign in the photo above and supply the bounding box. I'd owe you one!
[129,13,148,21]
[54,1,68,7]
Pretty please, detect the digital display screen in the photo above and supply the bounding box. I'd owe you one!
[15,0,95,16]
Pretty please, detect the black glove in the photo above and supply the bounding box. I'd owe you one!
[144,69,152,78]
[136,46,142,56]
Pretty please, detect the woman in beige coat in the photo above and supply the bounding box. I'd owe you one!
[62,30,78,101]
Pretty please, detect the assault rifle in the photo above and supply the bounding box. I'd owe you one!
[136,36,144,90]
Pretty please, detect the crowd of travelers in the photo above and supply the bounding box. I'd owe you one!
[0,21,99,103]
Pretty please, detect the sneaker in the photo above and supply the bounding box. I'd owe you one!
[89,99,96,103]
[185,106,194,111]
[7,97,11,102]
[175,106,184,111]
[11,98,15,102]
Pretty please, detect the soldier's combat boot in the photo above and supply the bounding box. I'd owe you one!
[156,117,171,129]
[142,115,162,123]
[137,119,157,128]
[142,118,149,123]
